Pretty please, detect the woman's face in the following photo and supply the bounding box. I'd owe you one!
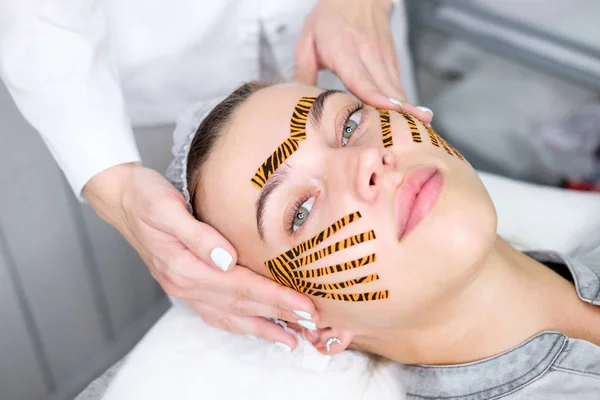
[194,83,497,331]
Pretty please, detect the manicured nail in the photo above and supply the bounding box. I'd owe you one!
[274,342,292,352]
[293,310,312,320]
[417,106,434,117]
[210,247,232,271]
[298,320,317,331]
[389,98,403,108]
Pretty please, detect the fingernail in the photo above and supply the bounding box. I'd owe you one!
[298,320,317,331]
[293,310,313,320]
[388,98,403,108]
[210,247,232,271]
[417,106,434,117]
[274,342,292,352]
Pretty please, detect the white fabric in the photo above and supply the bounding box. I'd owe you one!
[102,175,600,400]
[0,0,414,198]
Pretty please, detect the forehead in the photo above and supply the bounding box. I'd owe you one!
[197,84,324,260]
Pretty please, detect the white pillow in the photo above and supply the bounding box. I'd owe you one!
[479,171,600,254]
[103,173,600,400]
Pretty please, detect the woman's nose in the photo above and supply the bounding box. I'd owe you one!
[355,148,395,203]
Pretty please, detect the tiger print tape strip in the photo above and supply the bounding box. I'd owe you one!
[265,211,389,302]
[384,110,465,160]
[251,96,316,189]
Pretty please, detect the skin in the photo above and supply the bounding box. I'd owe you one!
[83,0,432,350]
[192,83,600,363]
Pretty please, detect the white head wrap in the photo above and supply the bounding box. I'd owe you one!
[165,96,227,213]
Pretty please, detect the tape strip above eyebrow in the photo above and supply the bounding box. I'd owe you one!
[251,96,316,189]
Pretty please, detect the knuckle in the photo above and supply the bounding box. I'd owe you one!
[229,298,253,315]
[235,282,253,302]
[216,315,240,334]
[269,286,288,310]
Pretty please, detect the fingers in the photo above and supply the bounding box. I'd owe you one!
[160,203,237,272]
[293,29,319,85]
[400,102,434,125]
[186,300,299,350]
[359,49,405,103]
[186,289,317,328]
[190,264,317,318]
[158,247,318,322]
[333,44,397,109]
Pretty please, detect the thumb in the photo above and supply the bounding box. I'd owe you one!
[165,202,238,272]
[293,30,319,85]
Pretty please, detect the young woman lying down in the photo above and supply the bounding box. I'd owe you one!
[170,81,600,399]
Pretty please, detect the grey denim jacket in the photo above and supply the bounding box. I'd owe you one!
[398,250,600,399]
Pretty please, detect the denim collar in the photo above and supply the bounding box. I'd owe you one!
[398,250,599,399]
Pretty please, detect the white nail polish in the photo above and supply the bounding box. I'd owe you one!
[389,98,403,108]
[298,320,317,331]
[210,247,232,271]
[274,342,292,352]
[417,106,434,116]
[293,310,312,320]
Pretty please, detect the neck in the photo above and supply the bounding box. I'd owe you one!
[360,237,599,365]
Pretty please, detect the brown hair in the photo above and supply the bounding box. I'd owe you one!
[186,81,271,218]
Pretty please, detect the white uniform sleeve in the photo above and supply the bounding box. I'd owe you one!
[0,0,141,199]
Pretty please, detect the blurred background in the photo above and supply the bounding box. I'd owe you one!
[1,0,599,399]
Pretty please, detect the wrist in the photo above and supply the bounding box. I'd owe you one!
[82,162,141,224]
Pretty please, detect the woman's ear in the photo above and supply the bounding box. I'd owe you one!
[288,322,354,355]
[312,328,354,356]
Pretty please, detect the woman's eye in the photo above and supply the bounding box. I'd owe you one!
[342,109,362,146]
[292,197,315,232]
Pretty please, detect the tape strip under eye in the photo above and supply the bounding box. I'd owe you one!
[264,212,389,302]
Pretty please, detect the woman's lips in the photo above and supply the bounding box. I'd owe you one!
[395,166,443,240]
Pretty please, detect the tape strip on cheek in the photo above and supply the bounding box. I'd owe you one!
[297,273,380,291]
[437,132,465,160]
[264,212,388,302]
[265,231,375,288]
[287,231,376,270]
[277,211,362,263]
[292,253,376,279]
[423,124,440,147]
[250,96,316,189]
[303,289,390,302]
[378,109,393,148]
[398,112,422,143]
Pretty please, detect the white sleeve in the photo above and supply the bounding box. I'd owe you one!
[0,0,141,199]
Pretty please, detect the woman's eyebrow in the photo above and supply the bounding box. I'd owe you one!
[255,90,343,241]
[308,89,343,131]
[256,164,289,241]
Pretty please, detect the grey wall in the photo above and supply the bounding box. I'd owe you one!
[0,82,171,400]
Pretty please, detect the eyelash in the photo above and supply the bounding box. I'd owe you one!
[339,102,365,146]
[285,102,365,235]
[286,193,313,235]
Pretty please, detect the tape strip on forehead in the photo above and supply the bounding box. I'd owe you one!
[251,96,316,189]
